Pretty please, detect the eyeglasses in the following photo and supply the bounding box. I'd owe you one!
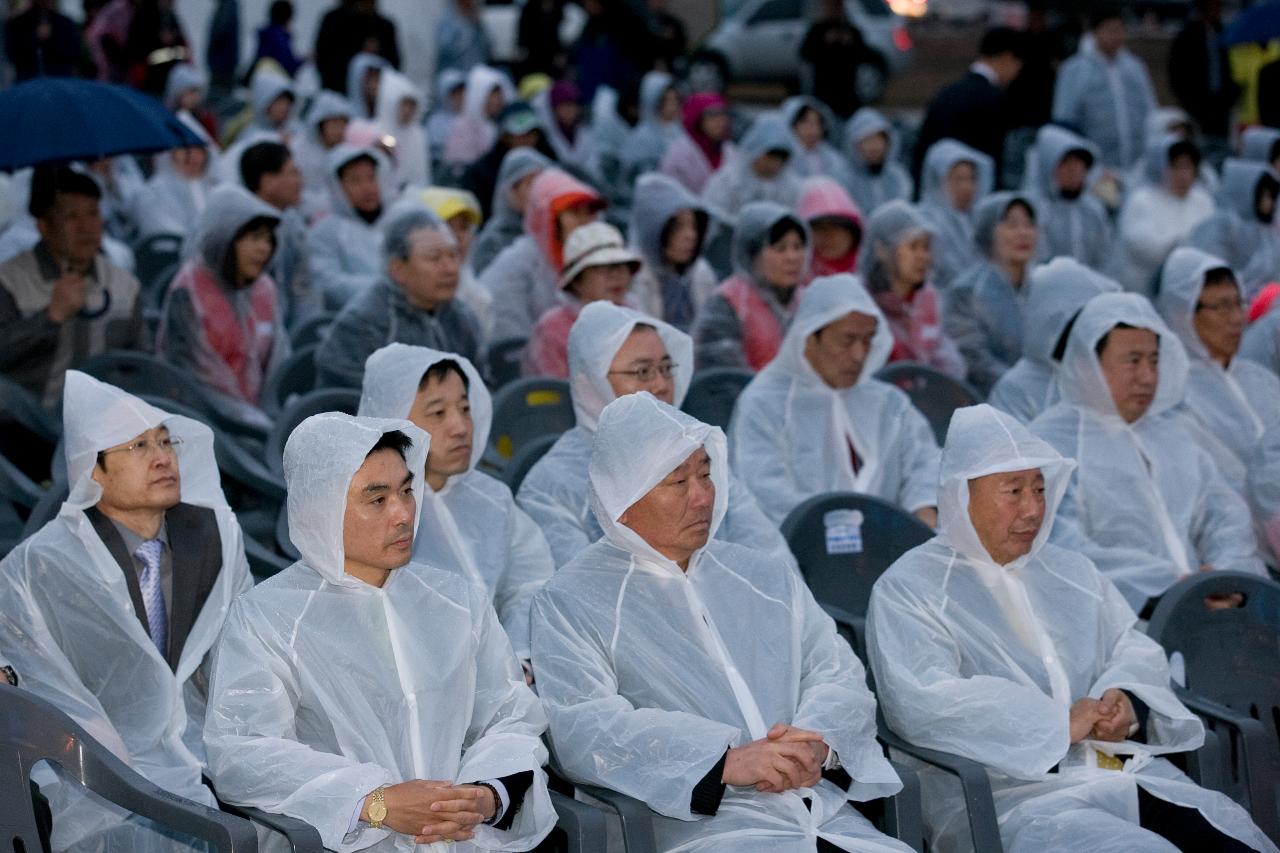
[1195,299,1244,315]
[608,361,679,383]
[100,436,184,459]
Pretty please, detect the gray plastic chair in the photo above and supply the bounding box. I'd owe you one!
[680,368,753,431]
[133,233,183,309]
[503,433,559,493]
[0,683,257,852]
[0,374,60,484]
[1147,571,1280,841]
[289,312,336,349]
[265,388,362,479]
[549,789,610,853]
[261,343,320,418]
[486,337,528,390]
[485,377,573,469]
[781,491,934,660]
[22,480,67,538]
[874,362,983,446]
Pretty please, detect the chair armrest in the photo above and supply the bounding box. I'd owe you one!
[877,725,1003,853]
[219,803,324,853]
[574,784,659,853]
[549,789,609,853]
[884,760,924,852]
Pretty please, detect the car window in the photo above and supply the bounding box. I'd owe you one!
[749,0,802,24]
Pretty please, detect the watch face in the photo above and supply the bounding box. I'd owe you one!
[369,799,387,823]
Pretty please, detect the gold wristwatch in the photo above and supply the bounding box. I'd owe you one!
[367,785,388,829]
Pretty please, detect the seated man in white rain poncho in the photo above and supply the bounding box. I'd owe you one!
[730,274,939,528]
[867,403,1274,853]
[203,414,554,852]
[532,392,910,853]
[358,343,554,672]
[987,257,1120,424]
[1028,292,1265,614]
[517,300,793,569]
[0,371,252,852]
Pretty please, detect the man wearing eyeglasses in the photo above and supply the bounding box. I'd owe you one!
[517,301,795,569]
[1156,248,1280,566]
[0,371,252,852]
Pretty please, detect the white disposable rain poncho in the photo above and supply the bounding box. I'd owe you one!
[782,97,853,187]
[1186,159,1280,300]
[1051,33,1157,169]
[1123,106,1219,195]
[534,87,600,184]
[1029,292,1265,610]
[942,192,1035,392]
[346,53,388,120]
[375,69,430,191]
[729,274,939,525]
[1026,125,1112,273]
[305,144,392,308]
[293,91,356,218]
[357,344,554,659]
[426,69,466,162]
[0,371,251,852]
[517,301,794,569]
[619,71,682,186]
[842,109,913,217]
[916,138,993,290]
[248,70,301,140]
[130,113,218,240]
[1115,135,1215,295]
[531,392,908,853]
[1241,307,1280,377]
[627,171,719,331]
[203,413,555,853]
[470,148,551,277]
[702,113,802,222]
[1240,125,1280,167]
[988,257,1121,424]
[866,403,1276,853]
[1156,247,1280,523]
[443,65,515,169]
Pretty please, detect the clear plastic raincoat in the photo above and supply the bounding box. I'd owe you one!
[1185,159,1280,300]
[0,371,251,852]
[1051,34,1157,169]
[627,172,719,331]
[1025,125,1112,273]
[203,413,555,853]
[842,109,913,218]
[357,344,554,659]
[729,274,939,525]
[305,144,394,308]
[867,403,1274,853]
[531,392,908,853]
[1029,292,1265,609]
[701,113,802,221]
[916,139,993,290]
[987,257,1121,424]
[470,149,550,278]
[517,301,793,569]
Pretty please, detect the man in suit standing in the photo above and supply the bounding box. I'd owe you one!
[0,371,252,852]
[912,26,1023,188]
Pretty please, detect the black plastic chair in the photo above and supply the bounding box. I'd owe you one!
[265,388,362,479]
[22,480,67,538]
[289,312,337,349]
[874,362,983,446]
[260,343,320,418]
[487,337,529,390]
[485,377,574,469]
[1147,571,1280,841]
[680,368,753,431]
[0,374,60,484]
[0,452,45,514]
[781,491,934,660]
[133,232,184,308]
[0,499,25,559]
[503,433,559,494]
[0,684,257,852]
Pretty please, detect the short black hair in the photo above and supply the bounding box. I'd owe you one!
[418,359,470,392]
[1052,309,1082,362]
[1203,266,1237,290]
[239,141,292,193]
[1094,321,1156,357]
[367,429,413,461]
[1061,147,1094,169]
[768,215,807,246]
[1088,3,1124,29]
[29,165,101,220]
[1167,139,1201,168]
[269,0,293,26]
[979,26,1023,59]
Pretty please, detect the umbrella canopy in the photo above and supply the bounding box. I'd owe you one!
[1221,0,1280,48]
[0,78,206,172]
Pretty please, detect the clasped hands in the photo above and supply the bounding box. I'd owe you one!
[1069,687,1137,744]
[361,780,496,844]
[722,722,830,793]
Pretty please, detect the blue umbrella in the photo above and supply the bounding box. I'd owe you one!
[0,77,206,172]
[1221,0,1280,48]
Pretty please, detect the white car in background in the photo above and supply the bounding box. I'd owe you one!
[691,0,914,102]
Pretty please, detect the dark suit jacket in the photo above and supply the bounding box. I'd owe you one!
[912,70,1010,187]
[85,503,223,672]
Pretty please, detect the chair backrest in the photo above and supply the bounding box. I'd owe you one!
[260,343,320,418]
[874,362,983,445]
[22,480,68,538]
[680,368,754,430]
[1148,572,1280,748]
[0,375,60,485]
[487,337,528,390]
[0,452,45,511]
[265,388,362,479]
[133,232,184,307]
[0,684,256,852]
[488,377,574,462]
[80,350,214,416]
[289,312,337,349]
[781,491,934,657]
[503,433,559,493]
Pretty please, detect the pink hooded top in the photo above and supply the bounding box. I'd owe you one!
[797,176,864,281]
